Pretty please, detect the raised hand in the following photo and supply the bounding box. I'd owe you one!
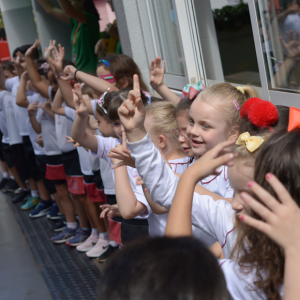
[118,74,146,133]
[13,52,22,68]
[150,57,165,90]
[72,83,88,116]
[108,131,136,169]
[65,135,80,148]
[28,101,39,115]
[280,30,300,58]
[21,70,29,82]
[239,174,300,252]
[48,44,65,75]
[38,99,51,111]
[36,135,44,148]
[100,204,121,219]
[61,65,77,81]
[44,40,56,61]
[25,39,40,58]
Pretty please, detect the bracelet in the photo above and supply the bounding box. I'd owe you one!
[74,69,79,81]
[56,73,64,79]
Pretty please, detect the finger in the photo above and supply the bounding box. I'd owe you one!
[155,57,161,68]
[122,131,127,149]
[240,191,277,223]
[161,60,165,73]
[150,60,155,72]
[239,214,272,235]
[133,74,140,93]
[248,180,282,213]
[111,162,125,169]
[265,174,294,206]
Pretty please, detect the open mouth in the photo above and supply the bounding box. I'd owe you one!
[191,139,204,148]
[182,147,190,153]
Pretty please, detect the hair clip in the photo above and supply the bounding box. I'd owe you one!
[233,100,240,111]
[236,132,264,152]
[39,62,50,73]
[99,59,110,68]
[181,81,205,100]
[98,88,110,114]
[237,86,245,94]
[99,73,116,83]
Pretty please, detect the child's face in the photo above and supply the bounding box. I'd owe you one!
[176,111,194,157]
[112,119,125,139]
[95,111,117,138]
[97,65,116,87]
[3,70,15,80]
[227,159,254,216]
[186,97,232,156]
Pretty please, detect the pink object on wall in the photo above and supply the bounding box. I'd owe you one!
[93,0,116,32]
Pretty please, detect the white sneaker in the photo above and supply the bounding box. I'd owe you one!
[76,232,98,252]
[86,236,110,258]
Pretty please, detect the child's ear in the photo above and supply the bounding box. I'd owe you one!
[158,135,167,149]
[12,70,17,76]
[228,125,239,141]
[119,77,129,89]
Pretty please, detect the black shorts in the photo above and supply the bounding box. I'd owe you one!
[11,143,29,181]
[0,137,5,162]
[45,154,67,186]
[22,136,42,181]
[2,142,15,168]
[35,155,57,195]
[121,218,149,245]
[61,150,84,194]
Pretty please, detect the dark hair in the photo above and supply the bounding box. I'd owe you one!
[238,105,289,135]
[2,61,15,74]
[13,45,39,60]
[83,0,100,20]
[234,129,300,299]
[282,0,296,10]
[81,84,94,99]
[97,237,230,300]
[98,54,149,91]
[33,59,48,77]
[175,95,196,117]
[96,88,149,121]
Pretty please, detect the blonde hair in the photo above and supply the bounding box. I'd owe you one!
[145,102,179,147]
[199,83,258,127]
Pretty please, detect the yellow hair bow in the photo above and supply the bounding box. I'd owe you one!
[236,132,264,152]
[237,86,245,94]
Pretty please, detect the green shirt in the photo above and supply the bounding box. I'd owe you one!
[70,12,99,74]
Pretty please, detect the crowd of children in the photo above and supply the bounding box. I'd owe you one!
[0,38,300,299]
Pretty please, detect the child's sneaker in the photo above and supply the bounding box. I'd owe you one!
[76,231,99,252]
[46,203,60,220]
[86,236,110,258]
[66,227,90,247]
[0,177,9,190]
[97,245,119,262]
[21,197,40,210]
[29,199,52,218]
[52,215,66,232]
[3,179,19,193]
[51,226,77,243]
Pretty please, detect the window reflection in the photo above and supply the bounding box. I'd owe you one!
[255,0,300,93]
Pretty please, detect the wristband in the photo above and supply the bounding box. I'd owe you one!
[56,73,64,79]
[74,69,79,81]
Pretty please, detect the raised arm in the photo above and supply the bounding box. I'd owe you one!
[39,99,55,120]
[28,102,41,134]
[165,140,236,237]
[150,57,180,105]
[25,40,49,98]
[71,83,98,152]
[52,89,66,116]
[16,72,30,108]
[57,0,86,23]
[37,0,70,23]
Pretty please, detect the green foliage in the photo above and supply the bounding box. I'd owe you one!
[0,12,4,30]
[213,0,251,32]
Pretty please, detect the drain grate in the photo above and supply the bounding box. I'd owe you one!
[6,195,102,300]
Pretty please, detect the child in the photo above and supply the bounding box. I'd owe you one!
[52,84,110,257]
[71,87,150,248]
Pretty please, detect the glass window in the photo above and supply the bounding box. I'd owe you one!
[255,0,300,93]
[194,0,261,87]
[151,0,185,77]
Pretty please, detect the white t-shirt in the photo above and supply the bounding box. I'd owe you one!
[55,103,74,153]
[219,259,284,299]
[0,110,9,144]
[5,77,34,136]
[129,134,236,255]
[0,90,22,145]
[27,94,46,155]
[64,106,94,176]
[36,105,61,156]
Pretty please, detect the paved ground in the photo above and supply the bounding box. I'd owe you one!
[0,190,105,300]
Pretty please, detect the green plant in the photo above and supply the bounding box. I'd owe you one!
[213,0,251,32]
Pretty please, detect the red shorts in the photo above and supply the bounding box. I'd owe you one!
[109,219,122,245]
[45,155,67,185]
[66,175,85,194]
[83,171,106,202]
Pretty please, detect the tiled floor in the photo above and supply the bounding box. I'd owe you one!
[1,191,104,300]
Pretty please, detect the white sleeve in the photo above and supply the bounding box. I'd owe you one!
[64,107,76,122]
[5,77,16,91]
[128,133,179,210]
[92,135,119,164]
[36,108,42,124]
[91,99,97,119]
[225,167,234,198]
